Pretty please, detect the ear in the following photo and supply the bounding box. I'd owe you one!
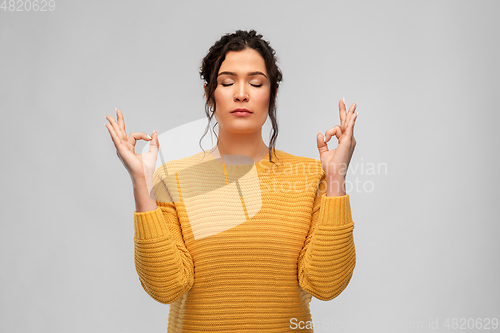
[203,83,212,107]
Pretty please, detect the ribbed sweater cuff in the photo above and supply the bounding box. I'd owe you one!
[318,193,353,226]
[134,206,170,239]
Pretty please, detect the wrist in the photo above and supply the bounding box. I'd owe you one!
[132,176,155,196]
[325,175,346,197]
[131,173,151,186]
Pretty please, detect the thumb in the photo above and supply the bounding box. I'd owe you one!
[148,129,159,153]
[317,131,328,155]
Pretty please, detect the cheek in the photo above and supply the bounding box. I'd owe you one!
[213,88,222,105]
[214,88,232,108]
[256,90,271,108]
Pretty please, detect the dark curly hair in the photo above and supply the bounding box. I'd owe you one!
[198,29,283,164]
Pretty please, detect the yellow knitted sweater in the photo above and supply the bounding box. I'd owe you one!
[133,148,356,332]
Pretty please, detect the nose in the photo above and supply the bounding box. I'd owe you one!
[233,85,249,102]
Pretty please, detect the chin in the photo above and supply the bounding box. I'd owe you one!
[223,123,260,132]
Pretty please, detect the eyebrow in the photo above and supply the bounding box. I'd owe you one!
[217,71,268,79]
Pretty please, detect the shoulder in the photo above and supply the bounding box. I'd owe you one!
[152,150,215,202]
[271,149,324,177]
[276,149,320,164]
[153,150,210,180]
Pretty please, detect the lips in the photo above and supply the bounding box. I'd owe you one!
[231,108,252,113]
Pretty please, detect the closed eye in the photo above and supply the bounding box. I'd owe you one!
[220,83,263,87]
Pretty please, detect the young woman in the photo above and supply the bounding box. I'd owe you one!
[105,29,358,333]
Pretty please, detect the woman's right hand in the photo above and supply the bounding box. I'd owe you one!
[105,108,158,183]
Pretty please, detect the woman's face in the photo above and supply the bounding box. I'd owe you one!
[212,48,270,135]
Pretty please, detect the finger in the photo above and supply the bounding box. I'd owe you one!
[339,98,347,129]
[104,123,123,149]
[344,103,356,132]
[127,132,152,147]
[324,125,342,144]
[105,114,125,141]
[345,108,358,138]
[116,108,127,137]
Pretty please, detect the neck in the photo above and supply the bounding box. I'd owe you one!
[211,128,269,163]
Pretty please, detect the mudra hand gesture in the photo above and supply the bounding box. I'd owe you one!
[316,98,358,196]
[105,109,159,184]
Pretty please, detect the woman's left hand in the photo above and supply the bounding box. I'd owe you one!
[317,98,358,180]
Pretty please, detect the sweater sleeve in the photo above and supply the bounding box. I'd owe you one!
[297,169,356,301]
[133,169,194,304]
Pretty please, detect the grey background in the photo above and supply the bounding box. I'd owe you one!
[1,0,499,332]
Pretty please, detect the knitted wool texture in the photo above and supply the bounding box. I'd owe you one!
[133,149,356,332]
